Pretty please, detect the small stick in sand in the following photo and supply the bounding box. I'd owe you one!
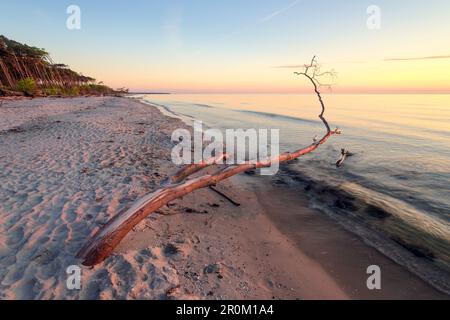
[208,186,241,207]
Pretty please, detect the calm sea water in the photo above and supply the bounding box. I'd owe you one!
[139,93,450,293]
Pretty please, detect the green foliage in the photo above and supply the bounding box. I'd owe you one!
[1,35,116,97]
[78,84,114,95]
[0,35,48,58]
[16,77,37,96]
[40,84,115,97]
[42,86,61,96]
[61,86,80,97]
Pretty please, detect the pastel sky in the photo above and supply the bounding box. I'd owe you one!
[1,0,450,93]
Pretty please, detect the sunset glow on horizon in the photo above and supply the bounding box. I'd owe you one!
[1,0,450,93]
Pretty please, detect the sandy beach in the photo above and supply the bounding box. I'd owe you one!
[0,97,447,300]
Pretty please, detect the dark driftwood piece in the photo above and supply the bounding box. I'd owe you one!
[76,57,342,266]
[336,148,354,167]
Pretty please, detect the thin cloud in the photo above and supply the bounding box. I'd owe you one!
[258,0,301,24]
[384,55,450,61]
[226,0,301,37]
[274,55,450,68]
[273,65,305,69]
[272,60,368,68]
[193,0,301,55]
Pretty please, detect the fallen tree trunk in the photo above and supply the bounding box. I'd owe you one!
[76,129,340,266]
[162,152,228,186]
[77,56,342,266]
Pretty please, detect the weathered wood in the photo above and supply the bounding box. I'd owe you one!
[336,148,354,167]
[162,153,228,186]
[76,129,340,266]
[336,149,348,167]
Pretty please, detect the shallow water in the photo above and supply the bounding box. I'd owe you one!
[139,93,450,294]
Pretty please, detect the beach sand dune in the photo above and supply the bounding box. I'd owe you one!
[0,97,446,299]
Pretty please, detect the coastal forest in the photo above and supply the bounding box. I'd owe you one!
[0,35,118,97]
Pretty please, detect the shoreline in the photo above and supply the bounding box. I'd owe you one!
[239,174,448,299]
[0,96,447,299]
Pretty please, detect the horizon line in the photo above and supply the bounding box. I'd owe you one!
[129,90,450,95]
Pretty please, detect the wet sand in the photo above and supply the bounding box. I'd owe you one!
[240,174,448,299]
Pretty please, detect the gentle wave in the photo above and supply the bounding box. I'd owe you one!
[142,99,195,121]
[193,103,214,109]
[238,109,319,124]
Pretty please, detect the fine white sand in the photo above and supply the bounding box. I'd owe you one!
[0,97,185,299]
[0,97,446,300]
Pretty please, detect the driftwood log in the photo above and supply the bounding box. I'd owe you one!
[76,57,342,266]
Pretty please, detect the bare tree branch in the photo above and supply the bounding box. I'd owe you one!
[162,152,228,186]
[294,56,338,133]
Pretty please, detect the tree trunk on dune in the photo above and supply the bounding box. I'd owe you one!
[53,67,64,87]
[19,58,33,79]
[42,63,53,86]
[50,58,62,86]
[36,62,50,86]
[31,63,41,84]
[0,59,16,88]
[12,53,29,81]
